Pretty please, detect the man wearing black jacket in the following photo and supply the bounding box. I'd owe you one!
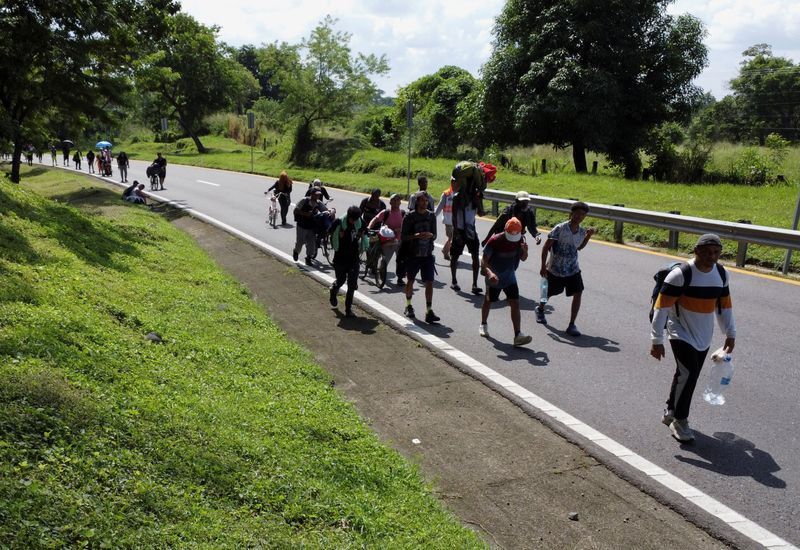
[482,191,542,246]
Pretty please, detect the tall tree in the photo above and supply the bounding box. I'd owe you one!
[482,0,707,177]
[0,0,178,183]
[730,44,800,143]
[271,16,388,164]
[135,14,256,153]
[396,66,477,157]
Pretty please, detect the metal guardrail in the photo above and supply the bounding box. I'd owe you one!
[483,189,800,273]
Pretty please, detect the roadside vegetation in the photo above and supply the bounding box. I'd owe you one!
[0,165,484,548]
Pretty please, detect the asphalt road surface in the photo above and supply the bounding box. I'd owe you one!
[123,159,800,546]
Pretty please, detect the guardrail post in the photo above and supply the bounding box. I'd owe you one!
[541,159,547,174]
[735,219,752,267]
[613,204,624,243]
[668,211,680,249]
[592,161,598,174]
[492,200,499,216]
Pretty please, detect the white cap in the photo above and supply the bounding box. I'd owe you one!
[515,191,531,201]
[312,178,322,185]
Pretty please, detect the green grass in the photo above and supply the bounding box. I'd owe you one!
[116,135,800,272]
[0,166,485,548]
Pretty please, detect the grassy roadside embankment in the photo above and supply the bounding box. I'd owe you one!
[120,135,800,272]
[0,165,484,548]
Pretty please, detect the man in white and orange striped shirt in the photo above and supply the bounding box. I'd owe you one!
[650,233,736,442]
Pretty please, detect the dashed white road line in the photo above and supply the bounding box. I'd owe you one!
[197,179,220,187]
[87,170,797,550]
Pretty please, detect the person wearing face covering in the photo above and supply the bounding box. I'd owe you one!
[479,217,533,347]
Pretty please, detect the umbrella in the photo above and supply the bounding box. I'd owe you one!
[61,139,74,146]
[96,140,112,149]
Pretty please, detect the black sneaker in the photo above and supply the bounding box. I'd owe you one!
[404,305,415,319]
[329,287,338,307]
[344,309,356,318]
[425,310,440,324]
[305,257,312,266]
[292,249,299,262]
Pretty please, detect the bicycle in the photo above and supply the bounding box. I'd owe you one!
[265,191,286,228]
[314,201,336,267]
[361,229,389,289]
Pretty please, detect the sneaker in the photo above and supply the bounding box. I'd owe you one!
[669,419,695,442]
[513,333,532,347]
[292,249,299,261]
[329,287,338,307]
[661,409,675,427]
[404,305,415,319]
[425,310,440,324]
[344,309,356,318]
[566,323,581,337]
[450,283,461,292]
[305,257,312,266]
[396,278,405,286]
[471,286,483,295]
[479,323,489,337]
[535,308,546,324]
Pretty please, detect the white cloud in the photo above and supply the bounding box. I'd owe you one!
[182,0,800,99]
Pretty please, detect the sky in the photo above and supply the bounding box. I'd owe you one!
[180,0,800,99]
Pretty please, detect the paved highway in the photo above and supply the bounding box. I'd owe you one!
[123,159,800,546]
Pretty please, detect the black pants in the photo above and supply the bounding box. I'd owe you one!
[332,261,359,310]
[667,339,710,420]
[278,193,291,224]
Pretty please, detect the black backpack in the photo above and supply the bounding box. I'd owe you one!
[649,262,727,322]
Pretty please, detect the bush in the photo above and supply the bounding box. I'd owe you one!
[731,147,772,184]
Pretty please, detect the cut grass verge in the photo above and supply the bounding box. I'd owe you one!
[0,166,485,548]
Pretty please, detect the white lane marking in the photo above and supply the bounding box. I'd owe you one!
[95,177,797,550]
[197,179,220,187]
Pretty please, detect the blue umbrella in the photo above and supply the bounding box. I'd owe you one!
[96,140,113,149]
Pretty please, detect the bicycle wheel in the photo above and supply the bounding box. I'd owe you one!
[269,206,277,228]
[376,255,387,289]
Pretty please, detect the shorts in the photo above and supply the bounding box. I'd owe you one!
[546,271,584,297]
[405,255,435,282]
[487,282,520,302]
[451,227,479,257]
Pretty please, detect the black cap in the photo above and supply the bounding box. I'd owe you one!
[695,233,722,248]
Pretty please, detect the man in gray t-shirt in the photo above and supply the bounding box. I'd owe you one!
[536,201,595,336]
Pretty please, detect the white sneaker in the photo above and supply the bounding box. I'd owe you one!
[479,323,489,337]
[669,418,695,442]
[513,333,532,347]
[661,409,675,427]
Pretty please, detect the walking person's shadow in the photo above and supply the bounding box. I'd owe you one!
[675,431,786,488]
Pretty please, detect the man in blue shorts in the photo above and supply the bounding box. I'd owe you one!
[479,217,532,347]
[536,201,595,336]
[401,192,440,324]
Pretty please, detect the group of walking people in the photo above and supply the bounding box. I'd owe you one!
[272,172,737,444]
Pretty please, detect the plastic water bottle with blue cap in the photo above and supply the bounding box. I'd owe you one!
[539,277,549,304]
[703,348,734,405]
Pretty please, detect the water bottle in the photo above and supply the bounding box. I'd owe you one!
[703,353,734,405]
[539,277,549,303]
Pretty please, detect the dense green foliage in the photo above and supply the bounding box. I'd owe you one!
[481,0,707,178]
[0,0,180,182]
[0,169,484,548]
[135,13,259,153]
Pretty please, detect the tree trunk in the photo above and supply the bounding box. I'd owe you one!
[572,139,587,173]
[189,132,207,154]
[9,134,23,184]
[290,121,313,165]
[623,152,642,180]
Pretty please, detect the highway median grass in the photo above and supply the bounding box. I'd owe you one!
[0,166,484,548]
[119,136,800,272]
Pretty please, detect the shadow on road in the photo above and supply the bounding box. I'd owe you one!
[484,335,550,366]
[544,326,621,352]
[675,431,786,488]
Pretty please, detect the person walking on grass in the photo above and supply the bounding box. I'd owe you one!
[401,191,439,324]
[535,201,595,336]
[479,217,533,347]
[650,233,736,443]
[329,206,369,318]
